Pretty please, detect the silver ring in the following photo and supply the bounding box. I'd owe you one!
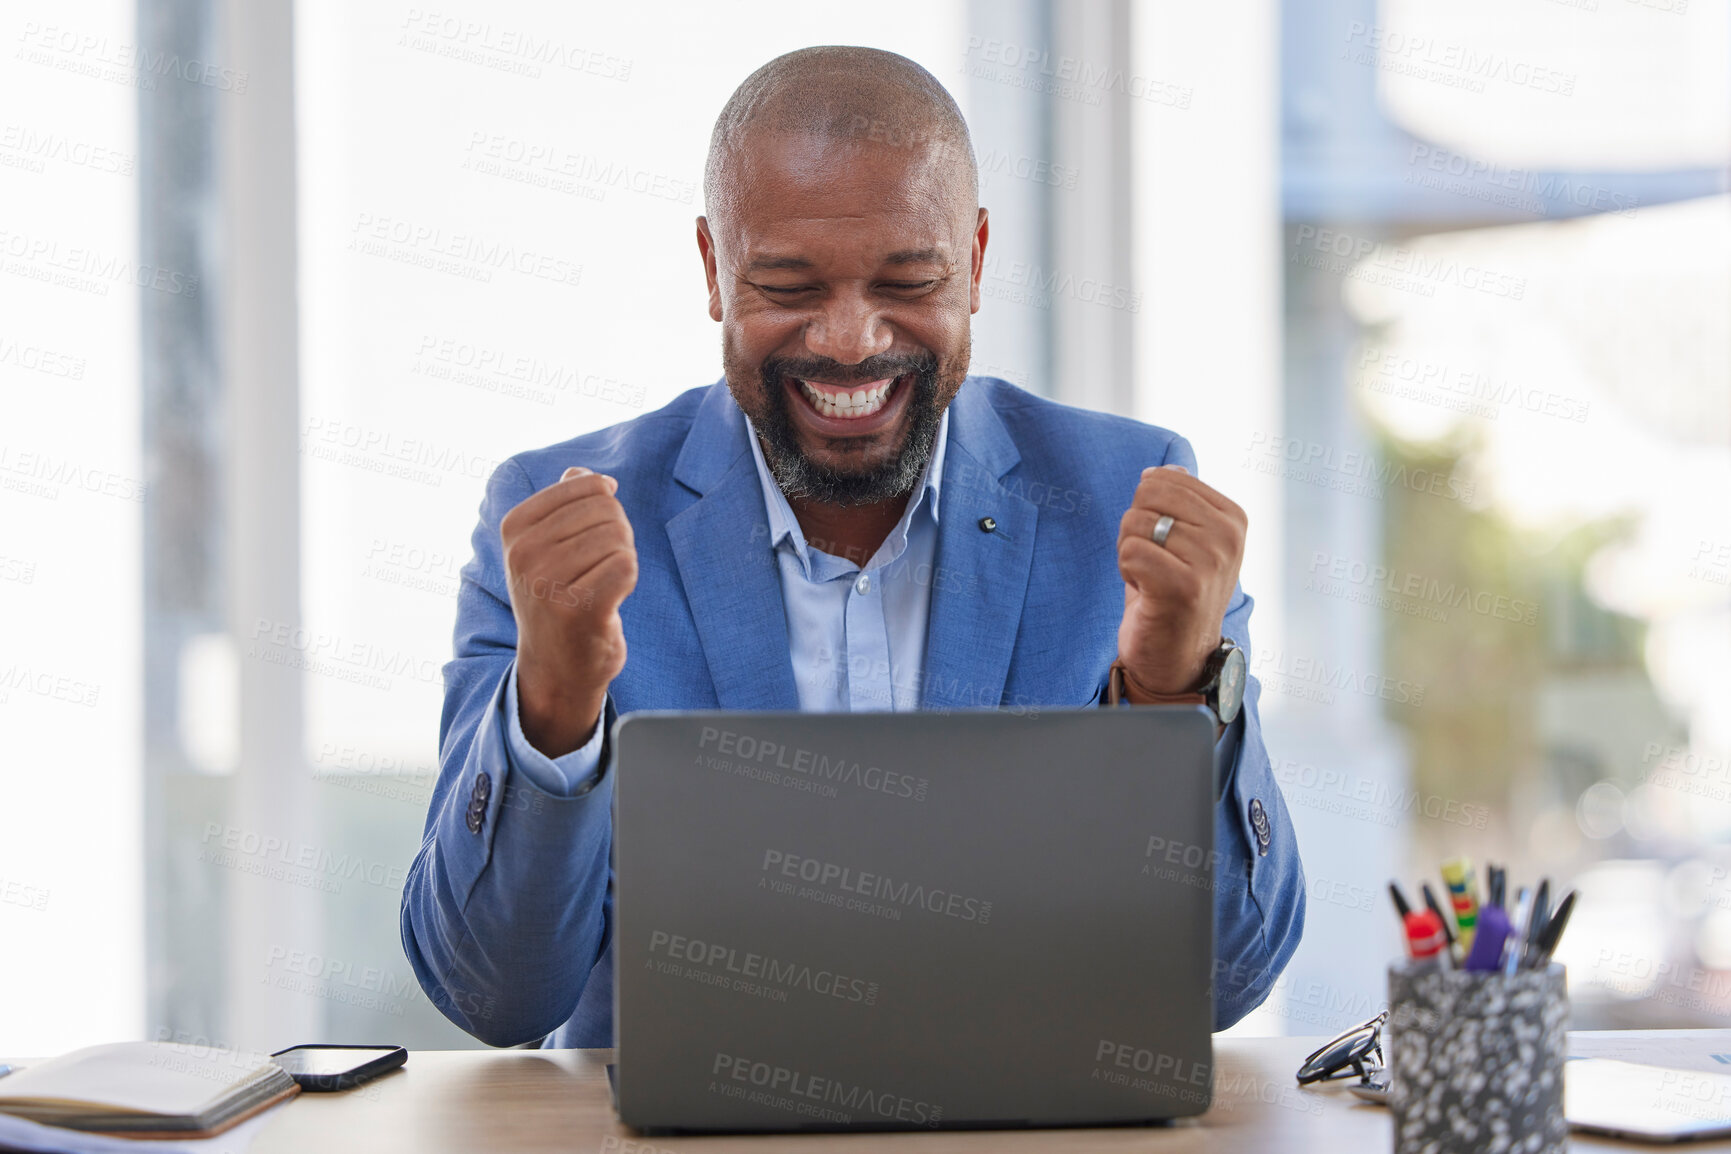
[1151,514,1175,547]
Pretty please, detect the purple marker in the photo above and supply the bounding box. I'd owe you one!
[1463,903,1512,972]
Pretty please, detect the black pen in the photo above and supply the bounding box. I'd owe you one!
[1525,879,1551,966]
[1390,882,1413,920]
[1421,882,1456,949]
[1531,890,1576,965]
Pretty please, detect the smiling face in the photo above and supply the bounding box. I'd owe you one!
[699,129,987,507]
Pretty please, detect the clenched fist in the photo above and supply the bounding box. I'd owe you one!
[500,466,638,757]
[1116,463,1247,703]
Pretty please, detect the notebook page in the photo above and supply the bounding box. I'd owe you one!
[0,1043,277,1117]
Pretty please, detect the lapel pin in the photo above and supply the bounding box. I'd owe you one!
[978,516,997,533]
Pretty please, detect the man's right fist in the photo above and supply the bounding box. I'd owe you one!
[499,466,639,758]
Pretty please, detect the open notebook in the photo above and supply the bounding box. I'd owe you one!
[0,1042,298,1139]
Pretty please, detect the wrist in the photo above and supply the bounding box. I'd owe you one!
[517,668,605,759]
[1111,659,1206,706]
[1109,661,1223,739]
[1108,639,1245,738]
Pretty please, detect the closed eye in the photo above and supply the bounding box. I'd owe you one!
[751,278,942,298]
[878,280,942,297]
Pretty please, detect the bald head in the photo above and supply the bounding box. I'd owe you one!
[703,46,978,232]
[695,47,987,513]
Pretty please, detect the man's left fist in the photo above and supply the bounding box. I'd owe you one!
[1115,463,1247,698]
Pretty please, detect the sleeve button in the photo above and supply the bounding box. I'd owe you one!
[466,773,492,833]
[1249,798,1271,856]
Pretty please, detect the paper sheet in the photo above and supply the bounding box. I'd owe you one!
[0,1108,275,1154]
[1569,1029,1731,1075]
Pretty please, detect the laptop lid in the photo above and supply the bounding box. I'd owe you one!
[613,706,1217,1133]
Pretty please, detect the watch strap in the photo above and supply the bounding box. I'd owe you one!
[1107,659,1208,708]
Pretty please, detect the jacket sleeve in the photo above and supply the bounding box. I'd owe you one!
[1206,658,1306,1029]
[399,458,618,1046]
[1097,434,1307,1030]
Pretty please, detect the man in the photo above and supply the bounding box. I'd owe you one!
[402,46,1304,1049]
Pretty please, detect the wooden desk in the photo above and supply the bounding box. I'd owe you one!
[240,1037,1726,1152]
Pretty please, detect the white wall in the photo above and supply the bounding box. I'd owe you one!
[0,0,144,1051]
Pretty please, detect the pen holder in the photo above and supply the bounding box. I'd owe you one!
[1387,962,1568,1154]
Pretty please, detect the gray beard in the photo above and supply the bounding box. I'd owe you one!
[750,365,944,508]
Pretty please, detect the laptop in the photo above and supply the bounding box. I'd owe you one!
[611,705,1218,1133]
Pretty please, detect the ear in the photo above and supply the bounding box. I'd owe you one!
[696,216,723,322]
[969,207,989,315]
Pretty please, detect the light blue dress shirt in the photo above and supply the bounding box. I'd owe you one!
[504,407,952,794]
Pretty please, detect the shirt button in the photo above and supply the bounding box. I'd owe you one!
[855,573,871,595]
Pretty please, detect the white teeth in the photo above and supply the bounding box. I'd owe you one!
[797,378,894,419]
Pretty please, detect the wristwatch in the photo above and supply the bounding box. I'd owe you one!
[1107,638,1247,727]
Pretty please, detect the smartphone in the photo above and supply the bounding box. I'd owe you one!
[270,1044,407,1092]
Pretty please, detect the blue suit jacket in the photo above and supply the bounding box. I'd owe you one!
[402,375,1305,1047]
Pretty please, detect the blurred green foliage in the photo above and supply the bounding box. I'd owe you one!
[1374,427,1650,809]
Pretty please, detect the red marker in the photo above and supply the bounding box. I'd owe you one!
[1405,909,1449,970]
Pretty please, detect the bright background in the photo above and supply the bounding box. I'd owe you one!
[1,0,1726,1053]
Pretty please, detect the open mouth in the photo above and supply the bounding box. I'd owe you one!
[792,373,910,421]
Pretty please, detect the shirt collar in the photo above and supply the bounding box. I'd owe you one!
[744,403,949,570]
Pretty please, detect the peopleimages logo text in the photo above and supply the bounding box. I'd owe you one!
[760,850,992,923]
[649,930,879,1005]
[700,726,928,801]
[1307,551,1538,626]
[1243,432,1474,502]
[712,1054,943,1126]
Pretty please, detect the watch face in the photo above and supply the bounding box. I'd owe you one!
[1216,645,1247,724]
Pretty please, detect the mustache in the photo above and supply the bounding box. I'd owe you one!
[761,350,937,387]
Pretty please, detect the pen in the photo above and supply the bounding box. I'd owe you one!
[1503,887,1532,975]
[1525,879,1550,966]
[1531,890,1576,966]
[1442,859,1480,953]
[1390,883,1418,960]
[1421,882,1457,952]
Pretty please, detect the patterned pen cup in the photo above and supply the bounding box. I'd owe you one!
[1386,962,1568,1154]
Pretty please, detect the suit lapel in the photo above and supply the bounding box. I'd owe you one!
[665,384,801,711]
[919,379,1039,711]
[664,377,1040,714]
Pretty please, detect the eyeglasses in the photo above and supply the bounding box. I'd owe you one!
[1295,1011,1386,1086]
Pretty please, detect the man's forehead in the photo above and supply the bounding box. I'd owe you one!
[719,143,965,265]
[719,128,967,220]
[736,130,956,198]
